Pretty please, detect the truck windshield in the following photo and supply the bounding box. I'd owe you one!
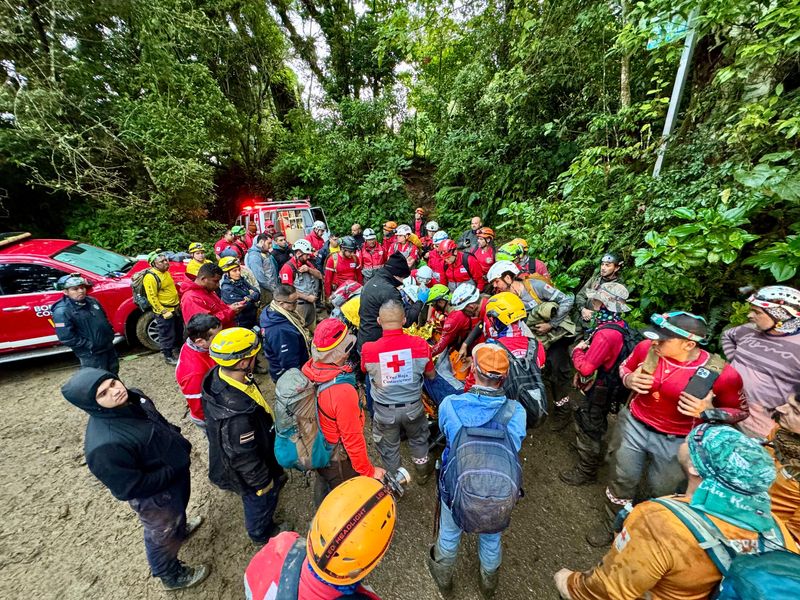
[52,243,134,276]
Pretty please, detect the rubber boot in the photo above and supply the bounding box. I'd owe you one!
[414,460,434,486]
[427,545,454,594]
[478,567,499,599]
[161,563,210,591]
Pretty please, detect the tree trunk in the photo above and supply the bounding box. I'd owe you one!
[619,0,631,109]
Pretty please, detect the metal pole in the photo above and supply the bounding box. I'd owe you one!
[652,8,700,178]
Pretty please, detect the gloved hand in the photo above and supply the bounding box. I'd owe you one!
[162,311,174,320]
[417,285,430,304]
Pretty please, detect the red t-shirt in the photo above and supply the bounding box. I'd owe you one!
[324,253,362,296]
[572,321,626,376]
[620,340,748,436]
[473,246,495,276]
[175,341,216,421]
[279,257,300,285]
[214,237,241,259]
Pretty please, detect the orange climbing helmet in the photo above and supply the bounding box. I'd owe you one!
[477,227,495,240]
[383,221,398,233]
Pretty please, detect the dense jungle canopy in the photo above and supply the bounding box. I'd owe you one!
[1,0,799,333]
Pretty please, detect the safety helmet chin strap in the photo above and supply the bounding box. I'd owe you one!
[225,356,256,374]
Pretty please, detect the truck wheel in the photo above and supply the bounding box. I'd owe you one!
[135,311,161,351]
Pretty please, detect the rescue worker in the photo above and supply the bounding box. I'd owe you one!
[305,220,327,253]
[219,257,260,329]
[362,300,436,484]
[324,235,362,297]
[302,318,385,505]
[430,283,487,359]
[259,284,311,382]
[559,282,631,486]
[411,206,427,239]
[214,228,238,260]
[423,284,451,342]
[244,476,395,599]
[202,328,284,545]
[574,252,625,332]
[181,263,244,329]
[438,239,485,292]
[769,390,800,543]
[245,234,278,306]
[722,285,800,438]
[263,220,277,237]
[244,221,259,249]
[457,216,482,250]
[391,224,419,268]
[428,344,526,598]
[588,312,749,547]
[271,234,292,270]
[556,424,798,599]
[359,228,386,282]
[427,230,449,284]
[381,221,398,255]
[143,251,183,365]
[185,242,211,281]
[422,221,440,258]
[316,234,338,274]
[278,239,323,333]
[506,238,551,281]
[486,260,575,430]
[350,222,365,248]
[61,368,208,591]
[175,314,222,431]
[52,273,118,374]
[474,227,496,277]
[230,225,249,258]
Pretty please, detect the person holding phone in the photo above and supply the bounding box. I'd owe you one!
[585,311,749,547]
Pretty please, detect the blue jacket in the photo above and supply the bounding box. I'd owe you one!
[220,275,260,329]
[52,295,115,358]
[245,245,278,293]
[438,387,527,471]
[260,308,310,382]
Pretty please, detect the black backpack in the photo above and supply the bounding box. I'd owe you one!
[131,268,159,312]
[590,323,643,413]
[501,339,547,428]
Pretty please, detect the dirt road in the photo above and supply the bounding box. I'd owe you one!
[0,350,605,599]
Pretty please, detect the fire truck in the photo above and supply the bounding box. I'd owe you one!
[236,198,328,244]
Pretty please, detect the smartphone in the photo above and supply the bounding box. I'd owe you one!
[683,367,719,399]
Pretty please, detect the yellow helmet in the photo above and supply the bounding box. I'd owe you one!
[218,256,240,273]
[209,327,261,367]
[307,476,397,586]
[510,238,528,252]
[486,292,527,326]
[188,242,204,253]
[341,297,361,328]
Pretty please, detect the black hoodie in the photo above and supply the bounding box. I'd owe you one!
[61,368,191,501]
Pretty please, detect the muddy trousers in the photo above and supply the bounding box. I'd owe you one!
[372,401,430,476]
[572,385,612,478]
[241,483,280,544]
[314,457,359,507]
[544,337,573,415]
[435,503,502,573]
[604,407,687,519]
[128,472,190,580]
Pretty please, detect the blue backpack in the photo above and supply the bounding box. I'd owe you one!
[441,401,522,534]
[653,498,800,600]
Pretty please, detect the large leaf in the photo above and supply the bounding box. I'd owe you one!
[771,263,797,282]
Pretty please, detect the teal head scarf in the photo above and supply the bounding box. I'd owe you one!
[688,424,777,532]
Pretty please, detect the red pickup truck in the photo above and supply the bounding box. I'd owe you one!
[0,232,187,363]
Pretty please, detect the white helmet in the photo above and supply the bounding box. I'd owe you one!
[426,221,440,233]
[292,239,315,254]
[363,228,377,240]
[415,265,434,285]
[486,260,520,283]
[312,220,326,231]
[451,283,480,311]
[432,230,449,244]
[748,285,800,318]
[396,224,412,236]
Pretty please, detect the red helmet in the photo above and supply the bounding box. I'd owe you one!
[437,239,458,256]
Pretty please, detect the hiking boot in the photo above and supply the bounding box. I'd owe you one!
[185,515,203,539]
[161,563,210,591]
[478,568,499,599]
[427,545,454,594]
[585,520,615,548]
[163,355,178,366]
[558,466,597,486]
[414,460,435,486]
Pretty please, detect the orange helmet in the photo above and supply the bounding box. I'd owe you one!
[477,227,495,240]
[307,476,397,585]
[510,238,528,252]
[383,221,398,233]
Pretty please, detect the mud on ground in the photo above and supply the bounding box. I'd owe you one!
[0,349,605,599]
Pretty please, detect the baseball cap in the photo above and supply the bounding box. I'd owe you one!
[471,343,510,379]
[643,311,708,345]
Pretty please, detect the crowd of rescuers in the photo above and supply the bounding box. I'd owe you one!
[54,209,800,598]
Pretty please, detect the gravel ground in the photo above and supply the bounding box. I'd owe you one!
[0,348,605,599]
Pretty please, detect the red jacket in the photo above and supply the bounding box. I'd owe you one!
[214,237,242,259]
[180,282,236,328]
[389,240,419,265]
[359,242,386,272]
[473,246,495,276]
[430,298,488,357]
[427,251,446,285]
[304,231,325,253]
[301,361,374,477]
[443,251,485,291]
[175,340,216,421]
[382,234,396,256]
[324,252,362,296]
[245,531,381,600]
[572,320,626,376]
